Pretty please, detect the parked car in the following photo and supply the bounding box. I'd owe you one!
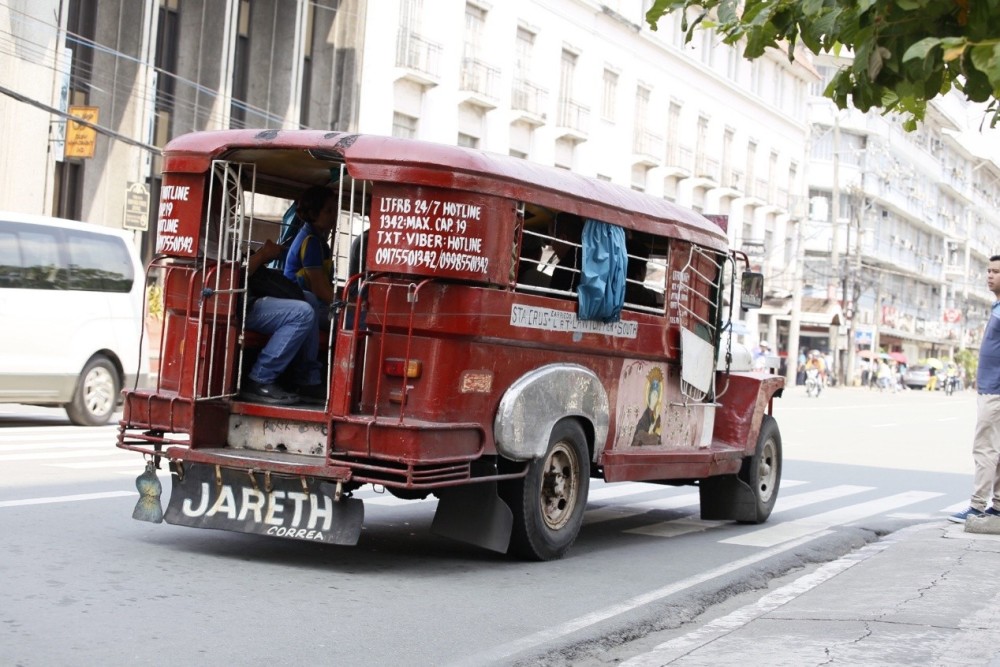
[902,365,932,390]
[0,212,149,425]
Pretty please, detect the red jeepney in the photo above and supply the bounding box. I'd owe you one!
[119,129,783,560]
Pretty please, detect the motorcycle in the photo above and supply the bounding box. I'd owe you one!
[944,373,960,396]
[805,367,822,397]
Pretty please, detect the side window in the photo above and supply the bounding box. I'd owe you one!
[66,232,135,293]
[624,231,667,313]
[0,226,21,288]
[19,229,63,290]
[515,208,582,297]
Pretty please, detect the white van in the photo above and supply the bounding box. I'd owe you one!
[0,212,149,425]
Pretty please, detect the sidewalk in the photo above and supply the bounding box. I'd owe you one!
[619,520,1000,666]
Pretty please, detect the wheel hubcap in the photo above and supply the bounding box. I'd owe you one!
[540,441,579,530]
[757,438,777,503]
[83,366,115,418]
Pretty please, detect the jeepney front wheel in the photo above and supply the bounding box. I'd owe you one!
[737,414,782,523]
[502,420,590,561]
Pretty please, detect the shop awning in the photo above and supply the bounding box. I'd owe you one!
[758,297,842,327]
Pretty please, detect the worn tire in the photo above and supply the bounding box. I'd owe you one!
[737,414,782,523]
[502,420,590,561]
[65,356,119,426]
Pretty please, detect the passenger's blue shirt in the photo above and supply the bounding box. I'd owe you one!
[977,301,1000,394]
[283,222,332,292]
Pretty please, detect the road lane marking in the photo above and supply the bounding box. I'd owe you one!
[0,491,134,508]
[447,531,833,667]
[720,491,943,547]
[0,439,118,450]
[48,459,145,469]
[0,448,122,461]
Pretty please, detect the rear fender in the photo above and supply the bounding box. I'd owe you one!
[714,372,784,453]
[494,364,608,461]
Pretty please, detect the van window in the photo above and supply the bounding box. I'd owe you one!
[67,231,134,292]
[0,221,134,293]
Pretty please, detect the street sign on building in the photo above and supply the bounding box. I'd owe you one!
[65,105,99,158]
[123,182,149,231]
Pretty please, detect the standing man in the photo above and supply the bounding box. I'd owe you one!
[950,255,1000,522]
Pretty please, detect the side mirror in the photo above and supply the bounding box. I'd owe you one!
[740,271,764,310]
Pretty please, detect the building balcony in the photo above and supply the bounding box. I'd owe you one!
[511,79,547,126]
[395,32,442,87]
[662,142,693,177]
[555,99,589,142]
[720,168,745,193]
[632,129,663,167]
[459,58,500,109]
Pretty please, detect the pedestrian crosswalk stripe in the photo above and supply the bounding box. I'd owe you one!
[622,485,872,538]
[772,484,874,512]
[720,490,944,547]
[584,480,809,526]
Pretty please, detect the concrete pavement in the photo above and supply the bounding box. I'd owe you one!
[608,520,1000,666]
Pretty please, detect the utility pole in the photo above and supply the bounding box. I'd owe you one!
[830,115,842,384]
[786,215,804,388]
[844,189,864,386]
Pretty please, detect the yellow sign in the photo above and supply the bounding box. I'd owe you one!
[66,105,99,159]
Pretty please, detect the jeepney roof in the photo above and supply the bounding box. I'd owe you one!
[162,129,730,251]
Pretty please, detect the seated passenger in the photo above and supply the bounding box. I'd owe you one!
[283,186,337,327]
[548,213,582,294]
[242,239,325,405]
[517,230,550,288]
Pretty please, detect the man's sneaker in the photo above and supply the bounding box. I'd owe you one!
[948,506,985,523]
[241,379,299,405]
[297,383,327,405]
[986,507,1000,517]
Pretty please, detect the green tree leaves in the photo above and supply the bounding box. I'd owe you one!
[645,0,1000,129]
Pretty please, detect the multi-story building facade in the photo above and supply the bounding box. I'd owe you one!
[802,54,1000,379]
[2,0,997,379]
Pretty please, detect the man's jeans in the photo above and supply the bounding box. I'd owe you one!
[244,296,320,386]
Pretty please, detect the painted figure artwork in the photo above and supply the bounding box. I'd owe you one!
[631,366,664,447]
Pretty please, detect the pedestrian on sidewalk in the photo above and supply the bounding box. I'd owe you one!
[951,254,1000,523]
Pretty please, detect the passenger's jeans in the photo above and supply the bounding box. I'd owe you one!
[244,296,321,386]
[302,289,332,330]
[971,393,1000,510]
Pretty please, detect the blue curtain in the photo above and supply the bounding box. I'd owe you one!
[577,219,627,322]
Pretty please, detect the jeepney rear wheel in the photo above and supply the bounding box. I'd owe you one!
[737,414,782,523]
[502,419,590,561]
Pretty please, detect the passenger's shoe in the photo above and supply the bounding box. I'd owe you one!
[948,506,985,523]
[985,507,1000,517]
[241,379,299,405]
[297,383,327,405]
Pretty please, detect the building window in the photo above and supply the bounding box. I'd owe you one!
[666,101,681,164]
[392,112,418,138]
[458,132,479,149]
[602,69,618,121]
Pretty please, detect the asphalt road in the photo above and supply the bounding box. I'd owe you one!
[0,384,975,666]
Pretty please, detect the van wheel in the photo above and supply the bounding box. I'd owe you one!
[502,420,589,561]
[737,415,782,523]
[66,356,119,426]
